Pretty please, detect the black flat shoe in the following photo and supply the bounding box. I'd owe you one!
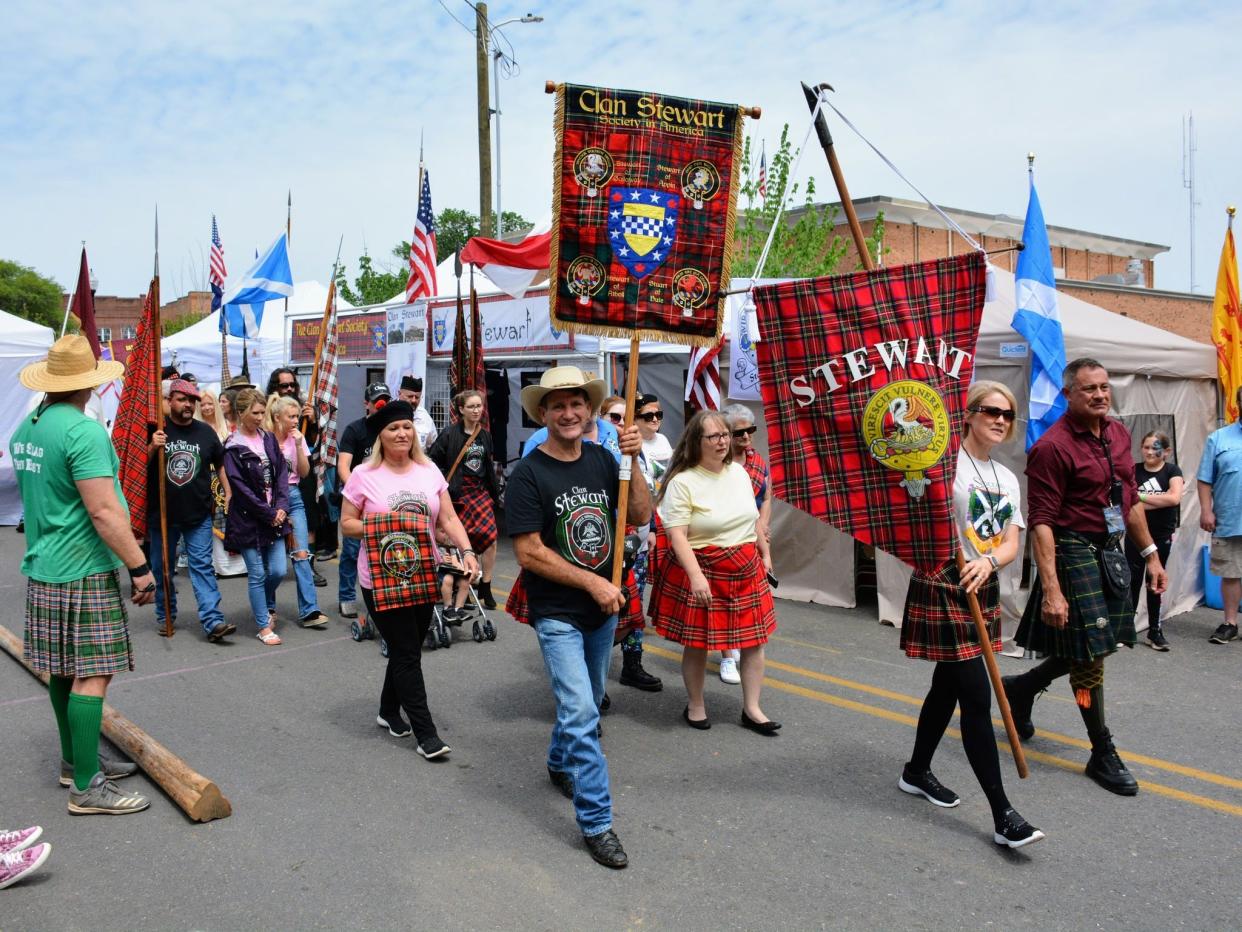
[682,706,710,730]
[740,711,781,735]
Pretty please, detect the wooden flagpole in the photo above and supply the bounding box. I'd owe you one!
[800,80,1027,778]
[152,208,174,639]
[608,335,642,586]
[301,237,344,435]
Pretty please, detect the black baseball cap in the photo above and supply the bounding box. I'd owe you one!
[365,382,392,403]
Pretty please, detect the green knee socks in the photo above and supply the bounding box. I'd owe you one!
[66,693,104,791]
[48,676,74,764]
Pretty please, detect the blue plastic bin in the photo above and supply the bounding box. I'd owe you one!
[1201,543,1242,610]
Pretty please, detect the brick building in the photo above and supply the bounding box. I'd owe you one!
[62,289,213,361]
[793,196,1212,344]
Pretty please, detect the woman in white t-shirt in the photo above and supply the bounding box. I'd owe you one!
[635,393,673,481]
[341,400,478,760]
[267,394,324,628]
[648,411,778,735]
[898,380,1043,849]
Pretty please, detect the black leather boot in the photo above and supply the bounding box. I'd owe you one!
[1085,729,1139,796]
[619,649,663,692]
[1001,657,1070,741]
[477,580,497,610]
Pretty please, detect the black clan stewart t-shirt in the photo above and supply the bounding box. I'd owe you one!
[504,444,619,632]
[338,417,379,465]
[146,419,224,526]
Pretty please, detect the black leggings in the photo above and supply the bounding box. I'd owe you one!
[909,657,1009,821]
[361,590,437,744]
[1126,536,1172,626]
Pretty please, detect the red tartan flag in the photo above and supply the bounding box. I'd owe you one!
[112,283,159,539]
[448,286,470,422]
[550,82,744,346]
[754,252,987,572]
[313,283,341,499]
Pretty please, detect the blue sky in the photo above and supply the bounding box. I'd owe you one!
[1,1,1239,306]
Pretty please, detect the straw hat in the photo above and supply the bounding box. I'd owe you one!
[19,335,125,392]
[520,366,607,425]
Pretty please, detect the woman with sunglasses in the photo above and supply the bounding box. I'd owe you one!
[898,380,1043,849]
[1126,431,1182,651]
[635,393,673,482]
[649,411,778,734]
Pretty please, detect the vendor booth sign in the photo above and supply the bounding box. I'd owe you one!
[427,289,573,356]
[385,302,428,392]
[291,311,387,363]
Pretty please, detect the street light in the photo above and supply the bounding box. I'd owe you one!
[491,13,543,239]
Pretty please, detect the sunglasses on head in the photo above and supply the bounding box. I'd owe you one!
[731,426,757,438]
[968,405,1016,422]
[638,411,664,422]
[606,412,624,423]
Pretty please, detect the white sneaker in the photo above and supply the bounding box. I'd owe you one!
[719,657,741,685]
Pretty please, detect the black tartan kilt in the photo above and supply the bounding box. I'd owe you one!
[901,562,1000,662]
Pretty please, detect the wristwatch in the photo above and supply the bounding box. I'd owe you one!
[987,555,1000,571]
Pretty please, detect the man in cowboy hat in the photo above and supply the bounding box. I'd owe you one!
[10,335,155,815]
[504,365,651,869]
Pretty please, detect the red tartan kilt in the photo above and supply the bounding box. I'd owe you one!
[900,561,1000,662]
[507,567,642,634]
[454,476,497,552]
[504,571,530,625]
[650,541,775,650]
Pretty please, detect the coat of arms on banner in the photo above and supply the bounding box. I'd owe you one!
[753,252,987,572]
[549,82,745,346]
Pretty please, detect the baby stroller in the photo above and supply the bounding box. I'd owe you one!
[425,547,496,650]
[349,614,389,658]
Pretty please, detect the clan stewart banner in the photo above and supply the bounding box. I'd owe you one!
[550,83,745,346]
[754,252,988,572]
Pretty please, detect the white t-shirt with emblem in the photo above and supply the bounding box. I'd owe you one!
[954,447,1024,562]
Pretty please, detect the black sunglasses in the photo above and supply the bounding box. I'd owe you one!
[606,412,624,423]
[731,426,757,438]
[968,405,1016,422]
[638,411,664,422]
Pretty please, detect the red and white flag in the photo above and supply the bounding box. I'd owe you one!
[686,337,724,411]
[406,166,438,303]
[460,220,551,299]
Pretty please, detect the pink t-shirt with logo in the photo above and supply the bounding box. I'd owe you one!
[342,459,447,590]
[279,432,311,486]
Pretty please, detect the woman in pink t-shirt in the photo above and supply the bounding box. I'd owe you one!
[341,400,477,760]
[268,394,324,628]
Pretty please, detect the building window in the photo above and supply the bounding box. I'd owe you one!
[97,327,112,343]
[121,326,137,340]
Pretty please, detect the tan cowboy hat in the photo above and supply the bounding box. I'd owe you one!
[520,365,607,425]
[19,334,125,392]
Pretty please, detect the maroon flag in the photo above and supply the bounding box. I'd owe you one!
[70,248,101,359]
[112,284,159,539]
[754,252,987,572]
[470,285,489,429]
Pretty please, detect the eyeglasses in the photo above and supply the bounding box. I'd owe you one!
[638,411,664,422]
[606,412,624,423]
[703,432,730,443]
[968,405,1016,422]
[731,426,757,438]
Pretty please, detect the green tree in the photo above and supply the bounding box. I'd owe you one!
[735,126,886,279]
[433,208,531,264]
[0,259,64,330]
[335,252,407,307]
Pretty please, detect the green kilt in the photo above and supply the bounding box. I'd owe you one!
[1015,533,1136,663]
[24,571,134,677]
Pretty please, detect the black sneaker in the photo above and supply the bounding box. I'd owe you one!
[1209,623,1238,644]
[312,568,327,588]
[1085,744,1139,796]
[547,766,575,800]
[416,737,451,760]
[1146,628,1170,651]
[376,713,412,738]
[993,808,1046,849]
[898,765,960,808]
[583,829,628,869]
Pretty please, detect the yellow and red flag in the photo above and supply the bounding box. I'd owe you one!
[1211,212,1242,423]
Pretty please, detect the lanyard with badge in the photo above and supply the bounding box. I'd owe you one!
[1096,432,1126,537]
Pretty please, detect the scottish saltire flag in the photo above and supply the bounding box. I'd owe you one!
[219,232,293,338]
[209,216,227,312]
[1011,175,1066,449]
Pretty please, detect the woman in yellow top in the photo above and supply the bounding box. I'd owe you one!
[648,411,778,734]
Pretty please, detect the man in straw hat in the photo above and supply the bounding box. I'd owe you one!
[10,335,155,815]
[504,365,651,869]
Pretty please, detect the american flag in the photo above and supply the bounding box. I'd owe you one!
[406,168,438,303]
[686,337,724,411]
[210,215,227,311]
[313,282,342,499]
[757,146,767,201]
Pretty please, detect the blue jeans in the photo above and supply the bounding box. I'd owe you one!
[287,486,319,619]
[150,515,225,635]
[533,614,618,837]
[339,535,360,603]
[239,539,287,630]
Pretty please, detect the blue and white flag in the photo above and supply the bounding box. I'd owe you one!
[1011,176,1065,450]
[219,232,293,338]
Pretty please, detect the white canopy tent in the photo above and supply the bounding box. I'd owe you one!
[162,281,353,384]
[0,309,56,523]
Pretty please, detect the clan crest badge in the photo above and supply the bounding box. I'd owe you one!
[608,188,679,281]
[861,380,951,499]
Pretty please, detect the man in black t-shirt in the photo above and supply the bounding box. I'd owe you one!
[148,379,233,641]
[335,382,390,617]
[505,366,650,870]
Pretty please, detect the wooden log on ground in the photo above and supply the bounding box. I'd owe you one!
[0,624,232,822]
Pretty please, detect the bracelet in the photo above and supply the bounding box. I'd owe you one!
[1140,543,1158,559]
[461,549,476,557]
[1138,492,1147,503]
[127,562,151,580]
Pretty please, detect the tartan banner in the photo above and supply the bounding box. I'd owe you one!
[112,283,159,540]
[550,82,744,346]
[313,284,341,500]
[754,252,987,572]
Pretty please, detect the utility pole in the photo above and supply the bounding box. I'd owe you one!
[475,1,493,237]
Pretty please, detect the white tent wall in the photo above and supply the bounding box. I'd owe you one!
[0,309,55,524]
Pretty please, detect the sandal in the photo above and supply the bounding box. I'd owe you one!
[256,627,282,646]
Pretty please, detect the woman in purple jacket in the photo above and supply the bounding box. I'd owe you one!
[223,388,289,645]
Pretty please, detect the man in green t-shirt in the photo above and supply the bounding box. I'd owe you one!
[12,335,157,816]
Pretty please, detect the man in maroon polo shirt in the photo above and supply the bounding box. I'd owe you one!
[1002,357,1167,796]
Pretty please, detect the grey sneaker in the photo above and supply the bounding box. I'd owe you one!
[59,749,138,787]
[67,772,150,815]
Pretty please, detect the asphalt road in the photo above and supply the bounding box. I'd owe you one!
[2,531,1240,931]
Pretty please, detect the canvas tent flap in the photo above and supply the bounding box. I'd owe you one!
[0,308,55,524]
